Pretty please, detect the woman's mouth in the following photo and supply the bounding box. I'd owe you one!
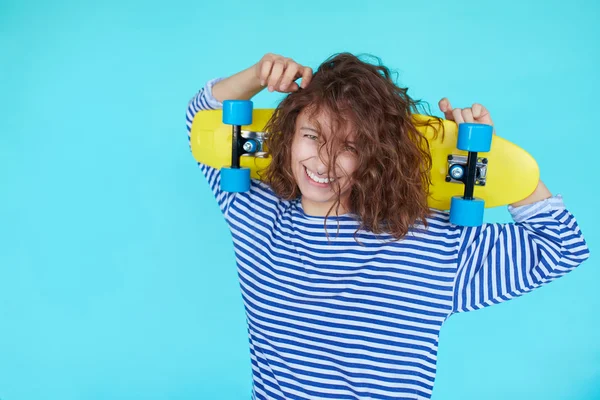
[304,166,335,187]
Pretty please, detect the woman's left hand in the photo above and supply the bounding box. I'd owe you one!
[438,98,495,134]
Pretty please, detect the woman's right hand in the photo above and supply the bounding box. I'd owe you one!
[254,53,313,93]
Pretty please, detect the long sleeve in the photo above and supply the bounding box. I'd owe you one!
[185,77,280,224]
[185,77,241,218]
[451,195,590,314]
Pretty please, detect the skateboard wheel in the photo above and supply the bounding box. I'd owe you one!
[223,100,253,126]
[449,196,485,226]
[457,123,493,152]
[220,167,251,192]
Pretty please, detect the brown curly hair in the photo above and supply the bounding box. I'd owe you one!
[260,52,443,241]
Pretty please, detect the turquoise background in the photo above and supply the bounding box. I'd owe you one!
[1,0,598,399]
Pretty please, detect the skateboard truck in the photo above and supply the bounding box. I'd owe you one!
[240,130,267,158]
[446,155,487,187]
[448,123,494,227]
[220,100,254,192]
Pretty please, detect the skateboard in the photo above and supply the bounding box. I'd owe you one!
[191,100,540,226]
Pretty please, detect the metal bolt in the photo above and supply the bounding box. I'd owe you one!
[243,141,255,152]
[450,166,464,179]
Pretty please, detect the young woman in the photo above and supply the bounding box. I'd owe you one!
[185,52,590,400]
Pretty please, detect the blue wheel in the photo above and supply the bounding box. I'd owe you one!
[449,196,485,227]
[457,123,493,152]
[220,167,251,192]
[223,100,253,126]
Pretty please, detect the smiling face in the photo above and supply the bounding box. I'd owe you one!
[290,107,358,216]
[260,52,435,240]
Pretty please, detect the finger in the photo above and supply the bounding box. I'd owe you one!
[461,108,474,123]
[286,82,300,92]
[438,97,454,120]
[452,108,465,124]
[300,67,313,89]
[267,60,285,92]
[471,103,494,126]
[259,60,273,86]
[471,103,482,119]
[279,62,300,91]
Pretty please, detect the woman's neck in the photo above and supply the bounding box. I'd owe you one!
[301,196,350,217]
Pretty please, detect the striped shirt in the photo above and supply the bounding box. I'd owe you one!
[185,77,590,400]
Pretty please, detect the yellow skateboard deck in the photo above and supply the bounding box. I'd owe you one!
[190,109,539,210]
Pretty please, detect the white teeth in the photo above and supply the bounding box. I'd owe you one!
[305,167,335,184]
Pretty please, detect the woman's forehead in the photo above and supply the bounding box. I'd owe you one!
[298,107,356,141]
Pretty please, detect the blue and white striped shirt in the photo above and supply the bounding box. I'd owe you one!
[186,78,590,400]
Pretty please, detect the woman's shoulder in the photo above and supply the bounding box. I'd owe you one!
[406,209,460,239]
[236,178,295,216]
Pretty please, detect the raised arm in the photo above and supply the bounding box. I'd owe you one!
[451,195,590,313]
[185,54,313,219]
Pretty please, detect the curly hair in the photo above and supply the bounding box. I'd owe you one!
[260,52,443,241]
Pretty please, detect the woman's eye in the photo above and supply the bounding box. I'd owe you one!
[304,134,318,140]
[345,146,357,153]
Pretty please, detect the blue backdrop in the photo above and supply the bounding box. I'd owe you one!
[1,0,597,399]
